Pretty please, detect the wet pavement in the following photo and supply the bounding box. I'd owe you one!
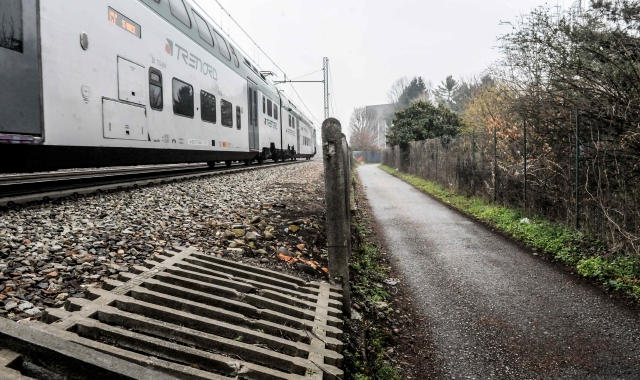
[357,165,640,379]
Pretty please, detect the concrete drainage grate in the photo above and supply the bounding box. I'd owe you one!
[1,247,344,380]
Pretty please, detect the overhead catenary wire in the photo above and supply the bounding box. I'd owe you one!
[289,83,322,125]
[290,69,324,81]
[192,0,321,123]
[193,0,286,78]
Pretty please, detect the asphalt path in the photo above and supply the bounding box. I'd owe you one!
[357,165,640,379]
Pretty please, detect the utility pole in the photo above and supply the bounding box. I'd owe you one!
[273,57,330,121]
[323,57,330,119]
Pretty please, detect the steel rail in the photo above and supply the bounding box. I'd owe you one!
[0,160,303,206]
[0,163,209,184]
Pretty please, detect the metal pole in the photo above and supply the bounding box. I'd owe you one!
[524,120,527,207]
[575,109,580,230]
[472,128,476,187]
[323,57,330,119]
[494,123,498,203]
[435,141,438,182]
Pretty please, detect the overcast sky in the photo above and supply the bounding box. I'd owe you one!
[197,0,566,132]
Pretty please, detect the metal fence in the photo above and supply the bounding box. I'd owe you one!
[352,151,382,164]
[383,131,640,254]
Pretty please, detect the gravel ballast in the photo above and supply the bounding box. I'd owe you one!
[0,161,327,320]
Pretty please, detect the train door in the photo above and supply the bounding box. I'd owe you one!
[0,0,43,136]
[247,82,259,151]
[296,118,300,154]
[313,129,317,155]
[103,57,147,141]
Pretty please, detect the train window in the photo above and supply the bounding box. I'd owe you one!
[221,99,233,127]
[169,0,191,28]
[236,106,241,130]
[212,30,231,60]
[172,78,194,118]
[149,68,163,110]
[253,90,258,125]
[0,0,23,53]
[229,46,240,68]
[192,11,213,46]
[262,95,266,114]
[267,99,272,117]
[274,104,278,120]
[201,90,216,123]
[247,89,253,126]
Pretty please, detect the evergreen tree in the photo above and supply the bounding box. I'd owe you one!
[397,77,427,109]
[388,76,428,111]
[435,75,459,107]
[387,100,464,148]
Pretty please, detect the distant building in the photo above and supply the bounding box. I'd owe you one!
[365,104,396,148]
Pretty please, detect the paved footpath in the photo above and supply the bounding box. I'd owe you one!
[358,165,640,380]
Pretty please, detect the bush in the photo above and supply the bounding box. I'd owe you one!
[387,101,464,148]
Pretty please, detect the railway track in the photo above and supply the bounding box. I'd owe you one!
[0,160,303,206]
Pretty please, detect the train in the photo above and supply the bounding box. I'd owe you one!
[0,0,317,173]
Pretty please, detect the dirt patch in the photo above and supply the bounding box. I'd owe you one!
[220,161,330,281]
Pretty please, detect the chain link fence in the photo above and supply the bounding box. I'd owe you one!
[352,151,382,164]
[383,129,640,254]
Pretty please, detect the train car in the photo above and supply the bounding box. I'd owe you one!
[297,116,317,160]
[0,0,316,173]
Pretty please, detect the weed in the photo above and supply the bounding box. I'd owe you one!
[377,365,404,380]
[344,168,403,380]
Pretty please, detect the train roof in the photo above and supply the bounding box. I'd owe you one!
[143,0,314,129]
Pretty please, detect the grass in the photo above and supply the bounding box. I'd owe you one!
[379,165,640,301]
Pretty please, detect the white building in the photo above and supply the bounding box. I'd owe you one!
[365,104,396,148]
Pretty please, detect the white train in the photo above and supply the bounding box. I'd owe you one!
[0,0,317,173]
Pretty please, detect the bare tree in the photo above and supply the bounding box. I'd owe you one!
[348,107,379,151]
[0,0,23,53]
[387,76,410,110]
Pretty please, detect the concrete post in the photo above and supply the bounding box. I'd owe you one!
[322,118,351,316]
